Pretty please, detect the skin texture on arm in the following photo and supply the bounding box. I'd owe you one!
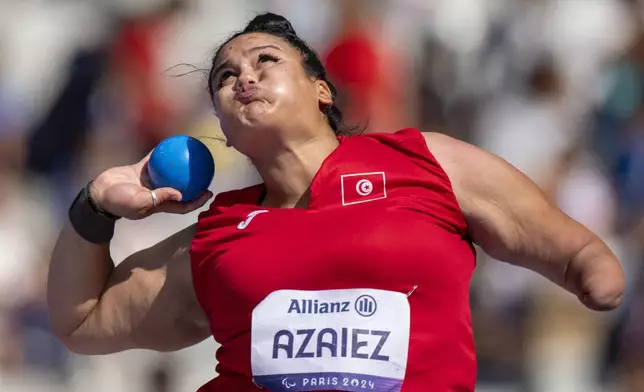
[48,223,211,355]
[423,132,625,311]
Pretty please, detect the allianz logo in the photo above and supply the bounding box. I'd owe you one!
[287,295,377,317]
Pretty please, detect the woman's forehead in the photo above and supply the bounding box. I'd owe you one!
[217,33,293,61]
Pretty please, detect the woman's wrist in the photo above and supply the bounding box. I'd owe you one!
[68,182,120,244]
[87,180,120,219]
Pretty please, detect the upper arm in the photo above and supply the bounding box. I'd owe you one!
[422,132,596,288]
[72,224,211,354]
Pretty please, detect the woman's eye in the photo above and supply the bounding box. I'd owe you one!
[258,53,279,64]
[217,71,234,87]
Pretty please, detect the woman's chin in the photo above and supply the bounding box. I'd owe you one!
[238,103,274,127]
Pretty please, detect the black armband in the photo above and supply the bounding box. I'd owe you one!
[68,181,120,244]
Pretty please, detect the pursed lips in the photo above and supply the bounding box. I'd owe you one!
[234,87,261,104]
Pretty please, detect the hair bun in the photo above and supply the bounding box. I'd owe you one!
[243,13,297,36]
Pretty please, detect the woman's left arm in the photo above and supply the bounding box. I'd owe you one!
[423,132,624,311]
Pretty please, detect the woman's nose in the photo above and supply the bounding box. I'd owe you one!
[236,68,258,90]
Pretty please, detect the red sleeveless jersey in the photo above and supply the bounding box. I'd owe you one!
[190,129,476,392]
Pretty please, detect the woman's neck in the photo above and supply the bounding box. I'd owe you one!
[252,132,339,208]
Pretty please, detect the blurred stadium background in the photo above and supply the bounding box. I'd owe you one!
[1,0,644,391]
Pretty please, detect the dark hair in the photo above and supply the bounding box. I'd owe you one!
[208,13,357,136]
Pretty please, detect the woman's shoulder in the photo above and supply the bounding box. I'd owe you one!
[211,184,265,208]
[347,127,423,140]
[351,128,459,151]
[195,184,265,224]
[349,128,464,161]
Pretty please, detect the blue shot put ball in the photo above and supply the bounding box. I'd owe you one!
[147,135,215,202]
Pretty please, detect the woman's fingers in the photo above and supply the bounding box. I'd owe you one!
[154,190,214,215]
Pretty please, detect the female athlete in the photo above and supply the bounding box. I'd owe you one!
[48,13,625,392]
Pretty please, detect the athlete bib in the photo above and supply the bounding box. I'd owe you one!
[251,289,411,392]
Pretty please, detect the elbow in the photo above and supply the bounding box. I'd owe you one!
[49,329,87,355]
[48,324,92,355]
[55,336,92,356]
[569,240,626,312]
[49,319,122,356]
[47,312,87,354]
[53,333,125,356]
[579,272,625,312]
[48,318,80,353]
[579,286,624,312]
[603,291,624,310]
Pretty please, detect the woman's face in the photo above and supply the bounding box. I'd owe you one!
[211,33,332,150]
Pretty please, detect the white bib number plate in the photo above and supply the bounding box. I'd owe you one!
[251,289,410,392]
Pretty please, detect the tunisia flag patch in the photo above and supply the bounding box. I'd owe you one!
[341,172,387,206]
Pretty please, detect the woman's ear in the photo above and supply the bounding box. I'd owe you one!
[317,80,333,106]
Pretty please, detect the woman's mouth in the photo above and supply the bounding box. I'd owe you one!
[234,87,261,104]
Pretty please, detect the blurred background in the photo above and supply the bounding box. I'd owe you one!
[1,0,643,391]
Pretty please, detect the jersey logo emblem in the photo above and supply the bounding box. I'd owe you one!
[340,172,387,206]
[237,210,269,230]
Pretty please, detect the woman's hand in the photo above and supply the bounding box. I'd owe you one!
[90,153,213,220]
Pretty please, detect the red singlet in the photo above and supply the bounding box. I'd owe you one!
[190,129,476,392]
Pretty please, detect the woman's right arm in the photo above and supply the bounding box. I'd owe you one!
[48,223,209,355]
[47,157,213,355]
